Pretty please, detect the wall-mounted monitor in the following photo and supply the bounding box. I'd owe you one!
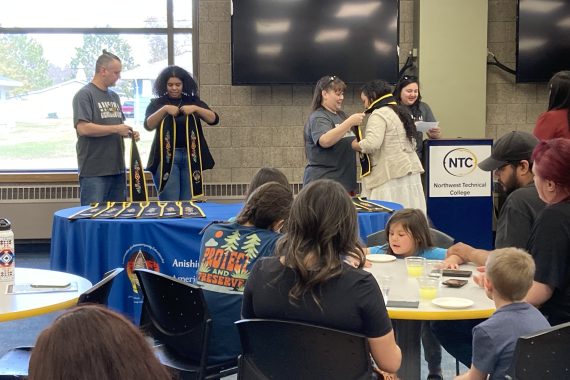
[231,0,400,85]
[516,0,570,83]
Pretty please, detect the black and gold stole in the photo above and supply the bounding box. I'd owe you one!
[158,114,205,199]
[358,93,398,177]
[129,136,148,202]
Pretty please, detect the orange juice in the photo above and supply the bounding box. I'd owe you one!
[407,265,424,277]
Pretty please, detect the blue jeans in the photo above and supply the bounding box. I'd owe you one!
[152,148,192,201]
[79,174,127,206]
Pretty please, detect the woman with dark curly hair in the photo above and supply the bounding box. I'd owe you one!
[352,80,426,213]
[144,65,218,200]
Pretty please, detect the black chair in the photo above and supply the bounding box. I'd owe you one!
[506,322,570,380]
[235,319,374,380]
[135,269,238,380]
[77,267,124,305]
[0,268,124,379]
[367,227,455,248]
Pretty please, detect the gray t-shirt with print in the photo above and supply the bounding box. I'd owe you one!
[73,83,125,177]
[303,108,357,192]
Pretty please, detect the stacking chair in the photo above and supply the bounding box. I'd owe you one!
[135,269,238,380]
[0,268,124,379]
[506,322,570,380]
[77,267,124,305]
[367,227,455,248]
[235,319,374,380]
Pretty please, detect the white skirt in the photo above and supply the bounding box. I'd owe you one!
[362,173,426,214]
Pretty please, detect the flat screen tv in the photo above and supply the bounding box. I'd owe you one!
[516,0,570,83]
[231,0,400,85]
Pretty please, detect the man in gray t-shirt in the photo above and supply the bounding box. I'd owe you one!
[72,51,139,205]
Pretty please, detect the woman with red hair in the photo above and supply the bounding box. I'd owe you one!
[525,138,570,325]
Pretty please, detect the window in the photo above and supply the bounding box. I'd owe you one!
[0,0,195,171]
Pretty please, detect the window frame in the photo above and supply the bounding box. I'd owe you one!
[0,0,198,178]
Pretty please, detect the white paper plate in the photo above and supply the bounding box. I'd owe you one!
[367,254,396,263]
[432,297,474,309]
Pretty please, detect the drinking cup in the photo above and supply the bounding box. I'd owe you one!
[417,276,439,300]
[378,275,392,301]
[405,257,425,277]
[426,260,444,281]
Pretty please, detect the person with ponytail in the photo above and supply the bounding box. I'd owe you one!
[195,182,293,364]
[351,80,426,213]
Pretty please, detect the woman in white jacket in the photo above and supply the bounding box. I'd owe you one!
[352,80,426,213]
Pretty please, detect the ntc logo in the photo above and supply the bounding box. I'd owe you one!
[443,148,478,177]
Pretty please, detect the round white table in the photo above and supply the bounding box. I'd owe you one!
[366,258,495,380]
[0,268,92,322]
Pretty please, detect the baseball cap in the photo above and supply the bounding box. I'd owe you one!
[478,131,539,171]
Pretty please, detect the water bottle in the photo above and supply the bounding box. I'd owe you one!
[0,218,15,284]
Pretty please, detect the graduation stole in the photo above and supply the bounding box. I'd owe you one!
[357,94,398,177]
[129,136,148,202]
[158,114,205,199]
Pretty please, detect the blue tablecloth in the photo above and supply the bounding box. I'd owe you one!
[50,200,399,320]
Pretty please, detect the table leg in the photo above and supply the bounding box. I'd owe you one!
[393,319,422,380]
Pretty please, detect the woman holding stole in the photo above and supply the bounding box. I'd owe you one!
[303,75,365,194]
[144,65,218,200]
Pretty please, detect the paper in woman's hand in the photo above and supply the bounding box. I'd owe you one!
[415,121,439,133]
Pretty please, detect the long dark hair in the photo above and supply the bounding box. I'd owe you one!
[361,79,417,144]
[393,75,423,119]
[28,305,172,380]
[276,179,365,306]
[309,75,347,114]
[153,65,198,98]
[384,209,434,256]
[547,71,570,130]
[236,181,293,229]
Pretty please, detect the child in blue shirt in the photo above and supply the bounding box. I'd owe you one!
[455,248,550,380]
[369,209,462,380]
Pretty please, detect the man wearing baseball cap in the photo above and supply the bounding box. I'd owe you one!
[433,131,546,367]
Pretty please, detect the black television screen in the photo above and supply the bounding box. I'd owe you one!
[516,0,570,83]
[231,0,400,85]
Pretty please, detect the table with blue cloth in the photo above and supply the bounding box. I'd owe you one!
[50,200,399,320]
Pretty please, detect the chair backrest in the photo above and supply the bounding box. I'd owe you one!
[135,269,210,363]
[507,322,570,380]
[235,319,373,380]
[366,228,455,249]
[77,267,124,305]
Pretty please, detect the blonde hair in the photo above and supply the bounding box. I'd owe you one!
[486,247,535,302]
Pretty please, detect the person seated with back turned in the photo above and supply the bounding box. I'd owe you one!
[28,304,172,380]
[455,248,550,380]
[436,131,546,367]
[242,179,402,375]
[195,182,293,364]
